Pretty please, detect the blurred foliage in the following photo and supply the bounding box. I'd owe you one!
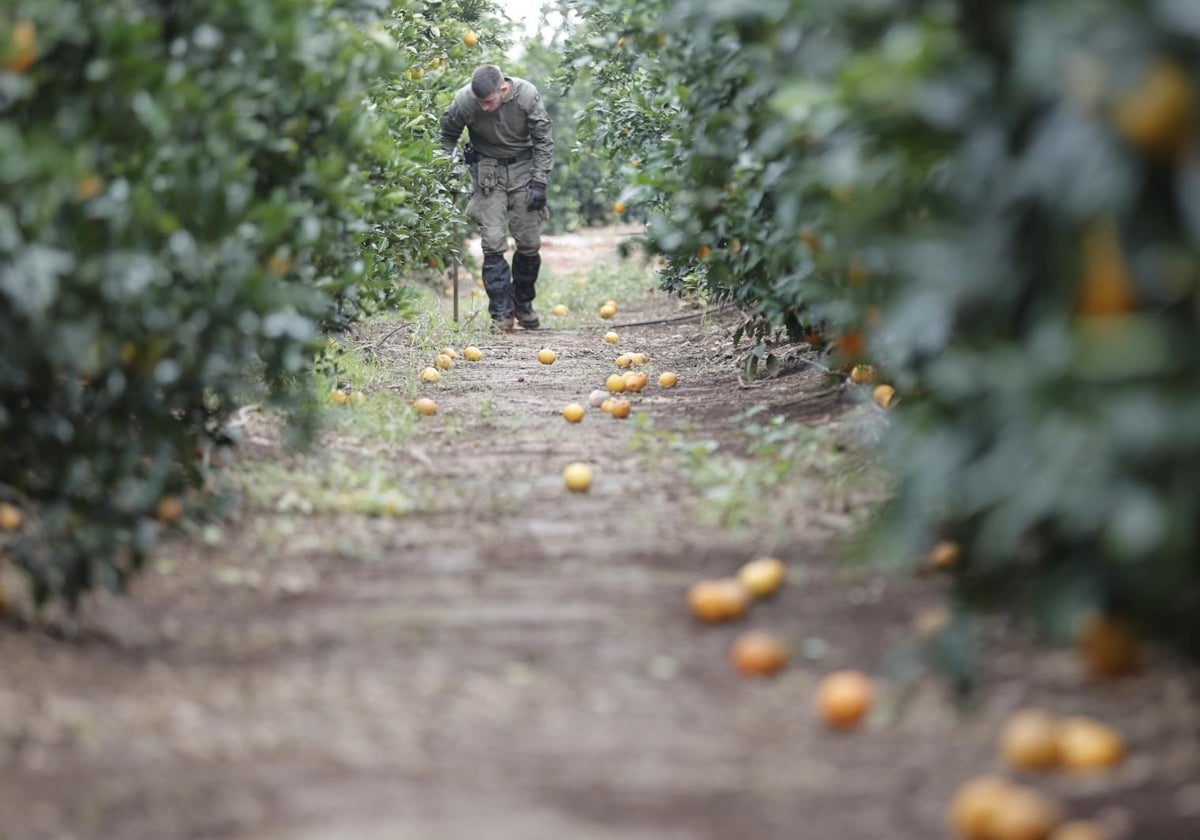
[0,0,513,608]
[512,2,626,231]
[563,0,1200,661]
[375,0,515,274]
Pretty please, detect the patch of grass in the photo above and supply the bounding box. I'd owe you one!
[631,407,892,537]
[233,451,428,518]
[536,258,662,328]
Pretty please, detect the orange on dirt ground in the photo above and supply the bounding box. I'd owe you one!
[420,367,441,383]
[604,331,619,344]
[999,709,1060,772]
[599,303,616,320]
[1055,716,1125,771]
[434,353,454,370]
[562,462,592,492]
[946,775,1018,840]
[988,786,1065,840]
[814,670,874,730]
[463,346,483,361]
[1048,821,1110,840]
[658,371,679,388]
[730,631,788,676]
[414,397,437,416]
[609,399,632,419]
[622,371,647,393]
[551,304,568,316]
[686,578,750,624]
[605,373,626,393]
[562,403,585,423]
[537,348,557,365]
[736,556,786,598]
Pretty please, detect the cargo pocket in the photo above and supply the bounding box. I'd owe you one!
[476,158,498,194]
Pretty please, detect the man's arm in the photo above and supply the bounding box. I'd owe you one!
[524,89,554,184]
[439,98,467,158]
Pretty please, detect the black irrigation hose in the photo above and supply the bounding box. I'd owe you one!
[609,303,731,329]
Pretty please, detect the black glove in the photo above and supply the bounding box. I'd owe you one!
[526,180,547,212]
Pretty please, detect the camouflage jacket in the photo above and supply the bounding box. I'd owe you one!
[439,76,554,184]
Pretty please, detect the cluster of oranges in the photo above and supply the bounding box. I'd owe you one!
[411,344,482,416]
[847,363,897,409]
[687,556,877,729]
[555,300,681,491]
[947,710,1127,840]
[546,314,679,429]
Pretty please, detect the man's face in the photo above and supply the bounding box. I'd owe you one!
[476,82,509,112]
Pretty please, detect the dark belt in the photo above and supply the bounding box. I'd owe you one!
[485,149,533,165]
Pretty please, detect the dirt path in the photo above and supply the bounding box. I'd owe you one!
[2,228,1199,840]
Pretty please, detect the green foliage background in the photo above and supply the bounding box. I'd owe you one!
[0,0,513,607]
[563,0,1200,659]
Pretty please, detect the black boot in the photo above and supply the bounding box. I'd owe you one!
[482,254,514,330]
[512,252,541,329]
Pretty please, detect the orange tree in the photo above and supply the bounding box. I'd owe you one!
[373,0,516,273]
[511,2,625,230]
[0,1,492,608]
[565,0,1200,661]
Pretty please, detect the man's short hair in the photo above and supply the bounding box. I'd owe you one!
[471,65,504,99]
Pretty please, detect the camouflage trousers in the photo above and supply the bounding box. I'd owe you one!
[466,156,545,257]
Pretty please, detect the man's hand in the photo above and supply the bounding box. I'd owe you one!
[526,180,547,212]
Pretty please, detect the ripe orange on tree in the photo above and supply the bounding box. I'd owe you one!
[4,21,37,74]
[873,384,896,408]
[1112,60,1193,160]
[1075,611,1139,678]
[0,502,22,532]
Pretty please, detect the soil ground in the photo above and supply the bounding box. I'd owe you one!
[1,227,1198,840]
